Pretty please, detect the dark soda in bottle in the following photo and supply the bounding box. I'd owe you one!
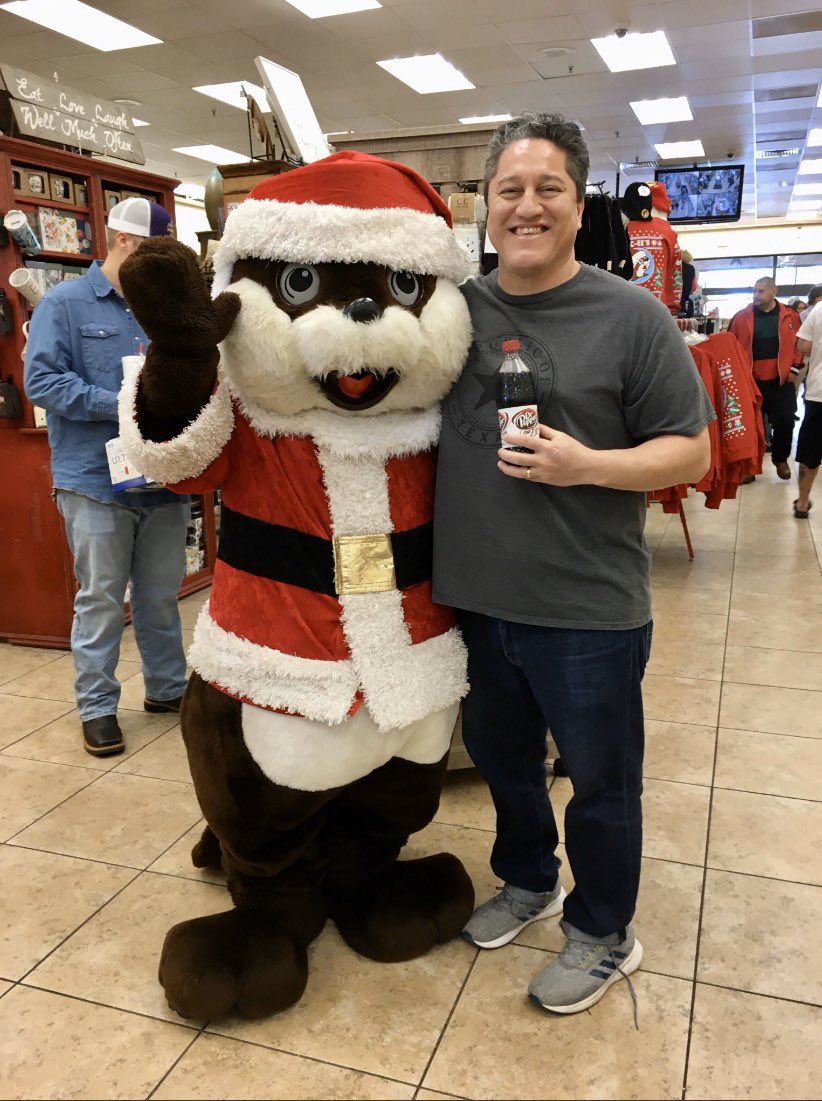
[497,339,538,453]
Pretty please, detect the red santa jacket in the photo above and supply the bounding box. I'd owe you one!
[120,381,467,733]
[627,216,683,314]
[728,303,802,385]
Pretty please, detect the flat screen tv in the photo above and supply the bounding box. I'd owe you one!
[654,165,745,225]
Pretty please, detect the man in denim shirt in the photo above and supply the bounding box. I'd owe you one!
[24,198,190,757]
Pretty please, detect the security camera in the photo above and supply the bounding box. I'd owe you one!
[615,27,629,38]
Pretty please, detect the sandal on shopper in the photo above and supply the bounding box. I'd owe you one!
[793,499,812,519]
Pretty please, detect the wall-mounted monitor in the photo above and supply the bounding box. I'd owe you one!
[655,165,745,225]
[254,55,330,164]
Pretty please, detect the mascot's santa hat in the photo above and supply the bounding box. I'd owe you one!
[212,150,472,294]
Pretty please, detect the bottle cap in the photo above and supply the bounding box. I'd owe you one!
[501,339,520,353]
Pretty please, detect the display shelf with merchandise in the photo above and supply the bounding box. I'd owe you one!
[0,134,214,648]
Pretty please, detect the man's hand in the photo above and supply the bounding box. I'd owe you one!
[498,424,595,485]
[119,237,240,354]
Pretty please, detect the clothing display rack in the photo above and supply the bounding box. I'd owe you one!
[648,329,765,558]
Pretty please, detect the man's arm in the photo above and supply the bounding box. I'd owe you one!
[500,423,712,491]
[797,337,812,359]
[23,298,118,423]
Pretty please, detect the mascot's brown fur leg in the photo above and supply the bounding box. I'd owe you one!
[161,674,332,1019]
[191,824,222,869]
[323,756,475,962]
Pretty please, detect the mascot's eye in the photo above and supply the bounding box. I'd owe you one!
[388,270,422,306]
[278,264,321,306]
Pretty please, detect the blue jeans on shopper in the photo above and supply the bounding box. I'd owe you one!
[457,610,653,938]
[56,490,190,721]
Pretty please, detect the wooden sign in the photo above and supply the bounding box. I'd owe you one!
[1,63,145,164]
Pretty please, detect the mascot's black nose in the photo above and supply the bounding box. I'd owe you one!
[343,297,383,323]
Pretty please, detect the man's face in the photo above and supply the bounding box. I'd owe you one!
[753,281,776,310]
[486,138,584,294]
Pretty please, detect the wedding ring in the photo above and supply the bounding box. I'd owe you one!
[525,467,532,480]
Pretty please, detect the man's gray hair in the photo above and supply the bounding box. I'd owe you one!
[807,284,822,305]
[483,112,590,203]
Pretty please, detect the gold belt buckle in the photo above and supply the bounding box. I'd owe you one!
[333,533,396,595]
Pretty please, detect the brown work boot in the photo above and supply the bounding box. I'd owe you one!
[774,461,791,480]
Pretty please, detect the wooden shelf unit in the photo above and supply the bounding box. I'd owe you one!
[0,135,215,649]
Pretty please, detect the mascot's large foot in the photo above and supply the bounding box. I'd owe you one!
[331,853,475,963]
[159,908,308,1020]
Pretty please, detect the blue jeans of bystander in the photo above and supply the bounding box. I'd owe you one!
[457,610,652,939]
[56,490,190,721]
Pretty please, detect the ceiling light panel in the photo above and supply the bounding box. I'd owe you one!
[630,97,693,125]
[798,158,822,175]
[0,0,162,52]
[459,114,512,125]
[377,54,475,94]
[807,129,822,147]
[793,182,822,195]
[194,82,270,112]
[173,145,249,166]
[654,140,706,159]
[282,1,381,16]
[590,31,675,73]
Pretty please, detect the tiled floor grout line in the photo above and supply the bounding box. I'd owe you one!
[414,946,481,1098]
[680,484,741,1101]
[145,1027,206,1101]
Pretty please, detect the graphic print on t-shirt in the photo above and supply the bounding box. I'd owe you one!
[631,247,656,286]
[445,332,556,448]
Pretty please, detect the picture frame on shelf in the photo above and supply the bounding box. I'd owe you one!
[75,181,89,207]
[10,165,25,196]
[23,169,48,198]
[103,189,122,211]
[49,174,75,204]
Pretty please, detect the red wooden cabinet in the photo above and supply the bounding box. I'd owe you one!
[0,136,214,648]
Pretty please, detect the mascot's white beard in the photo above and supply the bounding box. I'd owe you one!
[217,276,472,417]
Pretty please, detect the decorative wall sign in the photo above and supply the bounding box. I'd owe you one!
[0,63,146,164]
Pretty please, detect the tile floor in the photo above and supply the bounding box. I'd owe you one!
[1,469,821,1100]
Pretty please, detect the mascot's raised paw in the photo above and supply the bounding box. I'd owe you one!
[119,151,476,1021]
[119,237,240,353]
[159,909,308,1020]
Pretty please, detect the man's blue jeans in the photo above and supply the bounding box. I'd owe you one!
[56,490,190,721]
[457,610,653,938]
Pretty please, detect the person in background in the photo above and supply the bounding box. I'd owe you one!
[433,111,713,1019]
[789,299,807,315]
[729,277,802,481]
[24,198,190,758]
[794,300,822,519]
[800,286,822,325]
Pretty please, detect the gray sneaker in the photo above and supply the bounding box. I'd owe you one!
[528,919,642,1016]
[462,882,566,949]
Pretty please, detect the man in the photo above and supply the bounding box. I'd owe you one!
[800,285,822,325]
[24,197,190,758]
[793,301,822,518]
[729,277,802,480]
[433,112,713,1017]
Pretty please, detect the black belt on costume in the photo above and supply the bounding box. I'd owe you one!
[217,504,433,596]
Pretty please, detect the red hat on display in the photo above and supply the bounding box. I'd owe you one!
[212,151,472,294]
[649,180,672,214]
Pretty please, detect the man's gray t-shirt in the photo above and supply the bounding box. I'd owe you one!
[432,263,716,630]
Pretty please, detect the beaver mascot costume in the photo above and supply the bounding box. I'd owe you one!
[118,151,476,1020]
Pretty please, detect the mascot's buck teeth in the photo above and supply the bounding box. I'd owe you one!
[118,149,476,1022]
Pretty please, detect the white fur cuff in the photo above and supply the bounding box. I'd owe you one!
[118,373,234,485]
[212,200,473,294]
